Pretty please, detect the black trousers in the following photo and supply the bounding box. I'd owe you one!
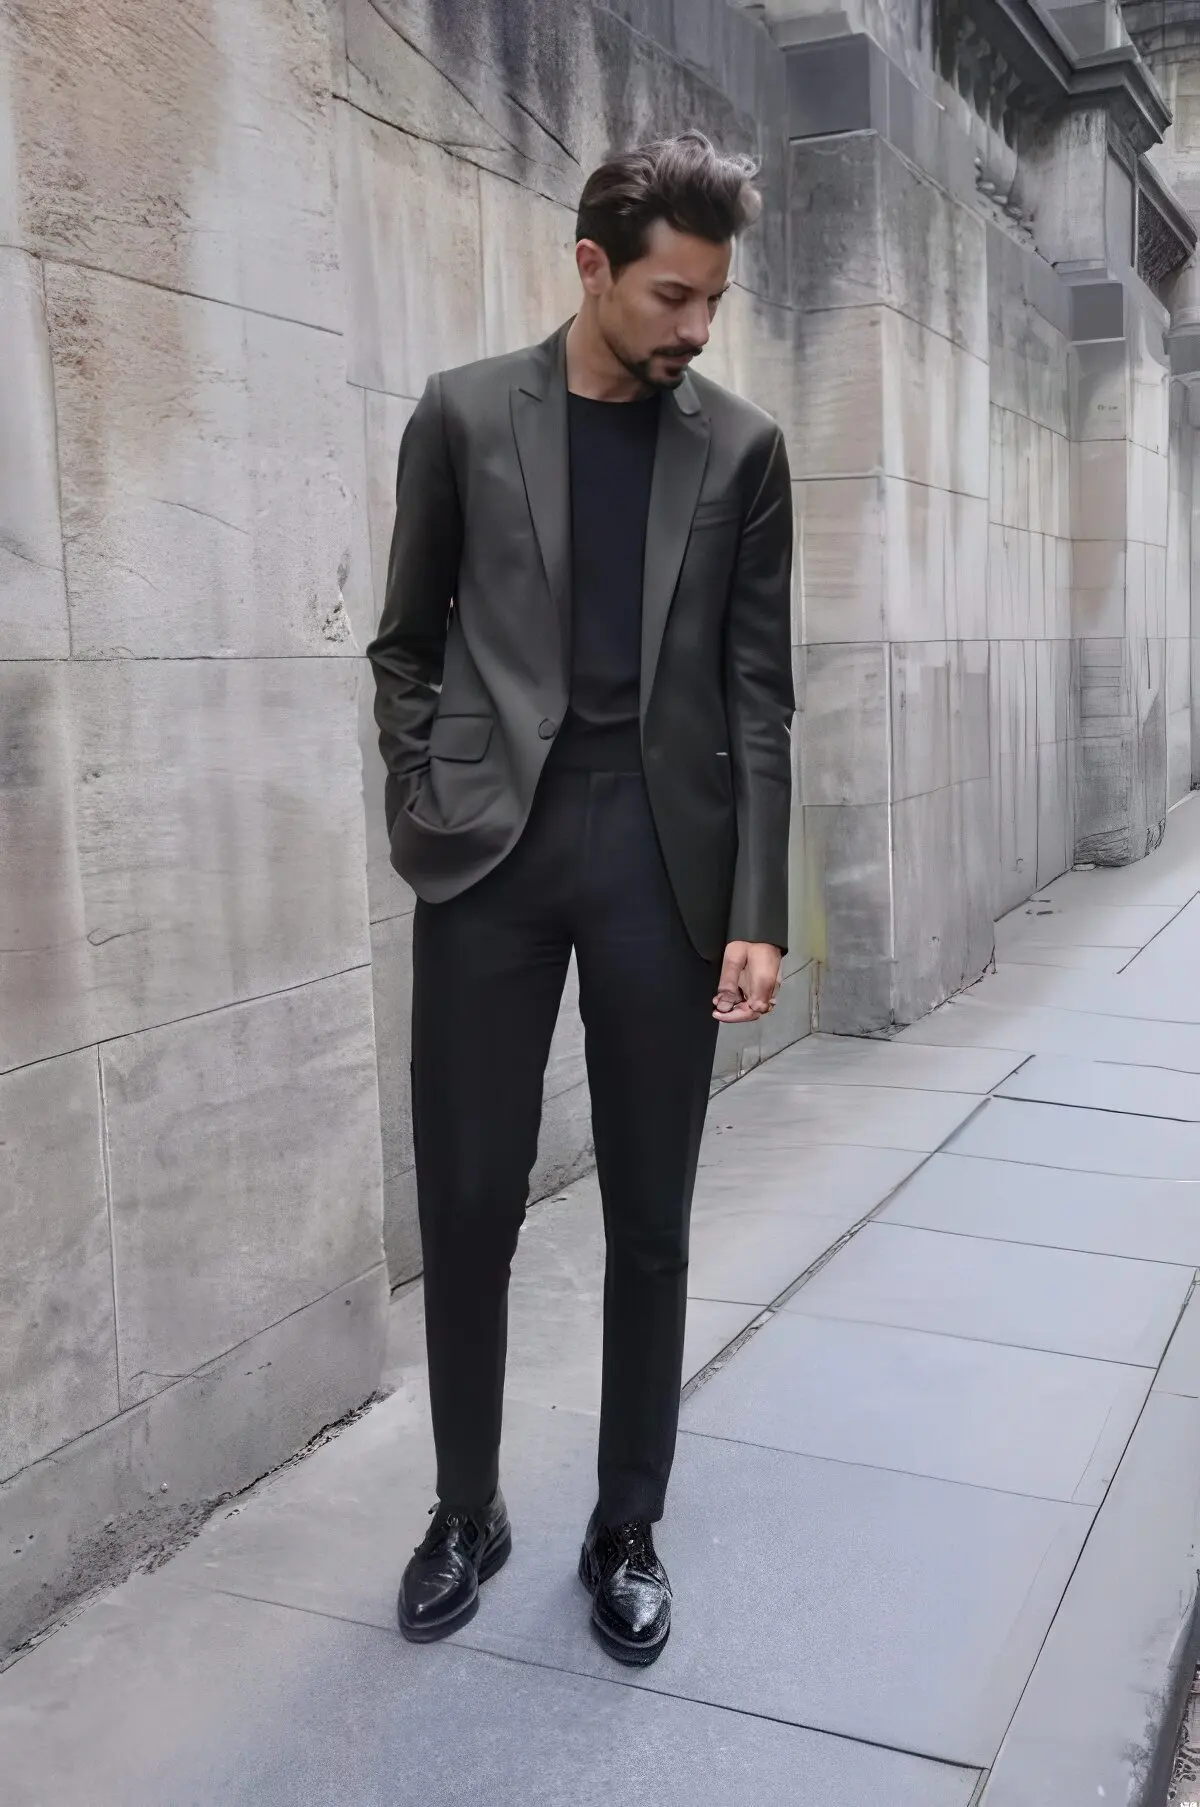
[411,767,720,1525]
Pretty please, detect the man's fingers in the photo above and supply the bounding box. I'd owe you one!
[714,944,747,1015]
[744,947,783,1014]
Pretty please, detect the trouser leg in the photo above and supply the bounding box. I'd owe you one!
[573,774,720,1525]
[411,802,572,1508]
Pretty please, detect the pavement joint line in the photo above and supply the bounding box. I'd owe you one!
[989,1095,1200,1126]
[156,1573,983,1776]
[1117,890,1200,973]
[763,1304,1171,1370]
[682,1093,999,1402]
[676,1421,1113,1509]
[933,1145,1200,1183]
[874,1213,1200,1271]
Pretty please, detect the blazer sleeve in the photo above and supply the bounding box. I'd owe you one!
[725,426,795,951]
[366,373,463,836]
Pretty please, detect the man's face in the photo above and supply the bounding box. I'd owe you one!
[579,218,732,390]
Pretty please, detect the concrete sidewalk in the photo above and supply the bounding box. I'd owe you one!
[7,801,1200,1804]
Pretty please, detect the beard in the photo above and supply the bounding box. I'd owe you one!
[602,326,699,392]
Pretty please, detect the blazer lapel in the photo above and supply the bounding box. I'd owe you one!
[511,328,571,690]
[641,374,711,716]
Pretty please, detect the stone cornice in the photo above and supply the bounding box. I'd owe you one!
[937,0,1171,153]
[1071,45,1172,152]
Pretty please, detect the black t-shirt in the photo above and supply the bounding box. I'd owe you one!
[550,389,661,771]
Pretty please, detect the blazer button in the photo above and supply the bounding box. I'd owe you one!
[538,718,558,739]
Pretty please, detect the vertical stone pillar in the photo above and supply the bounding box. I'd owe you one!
[1066,270,1171,860]
[786,33,994,1030]
[1020,85,1174,862]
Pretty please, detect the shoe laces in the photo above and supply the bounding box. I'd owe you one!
[609,1520,656,1570]
[416,1502,476,1556]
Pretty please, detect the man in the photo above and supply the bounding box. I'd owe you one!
[367,132,794,1667]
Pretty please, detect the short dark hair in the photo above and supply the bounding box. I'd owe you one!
[575,132,762,275]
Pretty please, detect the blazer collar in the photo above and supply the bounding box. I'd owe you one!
[516,320,704,419]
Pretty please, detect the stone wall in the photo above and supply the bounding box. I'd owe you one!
[4,0,1199,1660]
[0,0,388,1661]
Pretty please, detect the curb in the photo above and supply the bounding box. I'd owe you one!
[980,1388,1200,1805]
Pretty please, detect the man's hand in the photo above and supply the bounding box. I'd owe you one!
[713,941,782,1024]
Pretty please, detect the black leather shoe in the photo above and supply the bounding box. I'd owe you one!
[397,1490,511,1643]
[578,1506,671,1666]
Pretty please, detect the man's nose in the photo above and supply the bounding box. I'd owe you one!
[679,303,710,350]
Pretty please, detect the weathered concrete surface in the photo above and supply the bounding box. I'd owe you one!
[0,0,387,1661]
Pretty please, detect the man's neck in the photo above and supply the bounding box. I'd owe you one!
[564,311,649,402]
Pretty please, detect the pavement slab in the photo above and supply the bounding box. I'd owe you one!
[681,1311,1151,1503]
[881,1151,1200,1265]
[781,1220,1193,1364]
[952,1094,1200,1180]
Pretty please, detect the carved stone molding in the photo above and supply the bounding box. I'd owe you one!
[936,0,1170,155]
[1138,153,1198,288]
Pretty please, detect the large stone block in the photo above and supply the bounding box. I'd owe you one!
[480,172,579,358]
[991,640,1039,913]
[101,969,383,1404]
[883,478,948,640]
[1072,439,1128,543]
[950,640,991,786]
[890,643,952,803]
[43,263,357,660]
[721,289,806,450]
[806,801,894,1034]
[0,661,94,1071]
[1072,538,1127,638]
[325,0,348,99]
[1129,441,1170,549]
[957,773,999,979]
[0,658,369,1073]
[0,1264,387,1661]
[789,135,987,361]
[0,248,67,657]
[882,309,990,498]
[0,1050,117,1483]
[2,0,342,330]
[1036,739,1073,889]
[800,644,888,806]
[1036,639,1072,747]
[796,477,885,644]
[337,103,485,400]
[344,0,586,208]
[1069,338,1128,442]
[892,784,959,1022]
[946,493,989,640]
[792,306,885,479]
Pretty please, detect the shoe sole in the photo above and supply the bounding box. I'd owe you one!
[577,1546,670,1668]
[398,1527,513,1645]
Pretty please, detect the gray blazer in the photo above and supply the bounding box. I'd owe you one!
[367,323,795,961]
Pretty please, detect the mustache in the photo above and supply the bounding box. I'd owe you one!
[654,346,702,360]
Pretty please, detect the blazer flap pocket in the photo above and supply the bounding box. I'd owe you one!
[429,714,494,762]
[693,499,741,529]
